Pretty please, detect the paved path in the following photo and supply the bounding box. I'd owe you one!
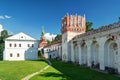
[21,59,52,80]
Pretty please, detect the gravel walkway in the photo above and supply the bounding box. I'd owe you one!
[21,59,51,80]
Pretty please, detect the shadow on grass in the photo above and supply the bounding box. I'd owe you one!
[40,72,71,80]
[50,60,120,80]
[30,58,46,62]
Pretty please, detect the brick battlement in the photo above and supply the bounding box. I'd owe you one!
[61,14,86,33]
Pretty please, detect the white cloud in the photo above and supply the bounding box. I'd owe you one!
[0,15,12,19]
[44,33,57,41]
[0,16,5,19]
[0,24,13,36]
[5,15,11,19]
[0,24,4,32]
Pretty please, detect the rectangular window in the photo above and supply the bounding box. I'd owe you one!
[17,53,20,57]
[10,53,12,57]
[14,44,16,47]
[9,44,12,47]
[28,44,30,47]
[32,44,34,47]
[19,44,21,47]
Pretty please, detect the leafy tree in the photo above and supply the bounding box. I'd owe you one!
[86,22,94,32]
[49,34,62,44]
[0,30,9,60]
[47,40,51,45]
[0,43,4,60]
[53,34,62,42]
[99,26,106,28]
[1,30,9,42]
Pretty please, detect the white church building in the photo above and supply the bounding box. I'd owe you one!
[4,32,39,61]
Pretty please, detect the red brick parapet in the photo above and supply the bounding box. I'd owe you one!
[62,26,85,33]
[61,14,86,33]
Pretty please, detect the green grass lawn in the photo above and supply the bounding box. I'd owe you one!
[30,65,71,80]
[0,60,48,80]
[31,60,120,80]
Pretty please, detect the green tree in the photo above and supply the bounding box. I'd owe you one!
[50,34,62,43]
[99,26,106,28]
[0,30,9,60]
[1,30,9,42]
[47,40,51,45]
[54,34,62,41]
[0,43,4,60]
[86,22,94,32]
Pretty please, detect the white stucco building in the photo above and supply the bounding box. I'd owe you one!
[4,32,39,61]
[43,40,62,59]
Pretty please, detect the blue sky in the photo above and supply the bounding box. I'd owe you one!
[0,0,120,39]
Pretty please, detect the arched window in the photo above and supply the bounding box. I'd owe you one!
[17,53,20,57]
[10,53,12,57]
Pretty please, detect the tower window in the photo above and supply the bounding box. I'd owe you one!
[10,53,12,57]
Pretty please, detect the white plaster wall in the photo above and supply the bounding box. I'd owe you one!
[4,40,38,61]
[71,25,120,72]
[43,43,62,59]
[62,31,84,61]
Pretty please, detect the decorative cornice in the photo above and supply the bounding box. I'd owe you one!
[62,27,85,33]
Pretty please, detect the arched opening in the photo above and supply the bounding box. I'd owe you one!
[91,41,99,67]
[81,43,87,65]
[74,43,79,63]
[104,39,118,69]
[109,43,118,68]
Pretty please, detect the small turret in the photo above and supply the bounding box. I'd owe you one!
[39,26,47,48]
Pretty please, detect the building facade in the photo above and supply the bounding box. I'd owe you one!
[43,40,62,59]
[4,32,39,61]
[61,13,120,73]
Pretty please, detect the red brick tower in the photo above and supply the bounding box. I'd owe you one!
[39,27,47,48]
[61,13,86,61]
